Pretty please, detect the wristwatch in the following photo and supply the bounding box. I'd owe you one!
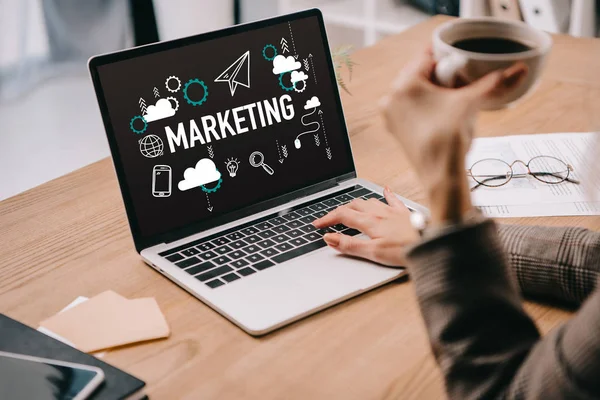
[409,208,485,238]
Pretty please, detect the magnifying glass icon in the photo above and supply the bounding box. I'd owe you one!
[249,151,275,175]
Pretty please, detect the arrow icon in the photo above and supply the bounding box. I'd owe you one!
[206,193,213,212]
[139,97,147,114]
[153,87,160,98]
[308,54,316,84]
[279,159,284,164]
[280,37,289,53]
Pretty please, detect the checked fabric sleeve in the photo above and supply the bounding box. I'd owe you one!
[498,224,600,305]
[407,220,600,399]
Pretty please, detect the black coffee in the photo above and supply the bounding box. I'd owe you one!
[452,37,532,54]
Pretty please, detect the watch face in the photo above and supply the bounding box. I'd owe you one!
[409,210,428,232]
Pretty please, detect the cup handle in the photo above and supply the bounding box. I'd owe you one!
[434,52,469,87]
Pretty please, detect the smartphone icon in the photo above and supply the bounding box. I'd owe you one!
[152,165,172,197]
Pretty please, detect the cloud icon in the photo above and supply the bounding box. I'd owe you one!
[290,70,308,83]
[272,55,302,75]
[304,96,321,110]
[178,158,221,191]
[144,98,176,122]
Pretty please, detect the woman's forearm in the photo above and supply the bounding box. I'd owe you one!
[498,224,600,305]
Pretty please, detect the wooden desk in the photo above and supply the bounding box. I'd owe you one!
[1,16,599,399]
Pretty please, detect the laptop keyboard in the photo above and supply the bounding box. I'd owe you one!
[158,185,386,289]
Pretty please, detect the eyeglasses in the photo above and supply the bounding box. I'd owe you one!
[467,155,580,191]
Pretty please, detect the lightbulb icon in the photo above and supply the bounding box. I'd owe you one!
[225,157,239,177]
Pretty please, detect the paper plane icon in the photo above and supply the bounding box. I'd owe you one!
[214,50,250,96]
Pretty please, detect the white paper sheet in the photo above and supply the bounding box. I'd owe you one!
[467,132,600,217]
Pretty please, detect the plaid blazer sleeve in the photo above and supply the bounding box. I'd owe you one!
[407,220,600,400]
[497,224,600,305]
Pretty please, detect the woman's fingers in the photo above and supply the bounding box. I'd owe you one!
[383,186,406,209]
[313,206,370,231]
[323,233,376,261]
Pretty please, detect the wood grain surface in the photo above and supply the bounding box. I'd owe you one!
[1,16,599,399]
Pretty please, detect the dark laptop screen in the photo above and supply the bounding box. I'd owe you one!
[95,14,354,239]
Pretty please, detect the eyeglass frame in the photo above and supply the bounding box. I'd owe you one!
[466,155,580,191]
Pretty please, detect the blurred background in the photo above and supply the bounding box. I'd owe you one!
[1,0,598,201]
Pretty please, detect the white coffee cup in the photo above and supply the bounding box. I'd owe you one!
[433,18,552,109]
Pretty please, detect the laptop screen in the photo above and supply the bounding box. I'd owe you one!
[93,13,354,240]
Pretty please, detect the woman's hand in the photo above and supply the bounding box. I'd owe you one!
[380,49,527,223]
[313,187,419,266]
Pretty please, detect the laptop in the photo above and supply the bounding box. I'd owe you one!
[88,9,427,335]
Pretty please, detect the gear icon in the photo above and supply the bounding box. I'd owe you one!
[183,79,209,106]
[278,72,294,92]
[165,76,181,93]
[293,79,306,93]
[129,115,147,134]
[201,176,222,193]
[262,44,277,61]
[166,96,179,112]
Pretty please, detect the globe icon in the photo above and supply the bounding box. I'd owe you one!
[139,134,164,158]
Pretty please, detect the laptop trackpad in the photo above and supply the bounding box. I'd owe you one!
[210,246,403,334]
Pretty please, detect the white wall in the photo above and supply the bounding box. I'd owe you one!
[154,0,233,40]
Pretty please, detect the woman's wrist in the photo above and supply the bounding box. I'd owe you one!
[426,173,473,224]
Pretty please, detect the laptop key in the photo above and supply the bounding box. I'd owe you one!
[335,194,353,202]
[185,261,216,275]
[238,267,256,276]
[229,239,247,249]
[229,250,247,259]
[272,239,327,264]
[268,217,286,226]
[332,224,348,232]
[254,222,273,230]
[348,187,372,198]
[282,211,301,221]
[196,266,233,282]
[364,193,380,200]
[226,232,245,241]
[272,224,291,233]
[200,251,218,260]
[287,229,304,238]
[240,226,259,235]
[222,273,240,283]
[258,229,277,239]
[254,260,275,270]
[260,248,279,258]
[304,232,321,242]
[244,235,261,244]
[181,248,200,257]
[308,203,327,212]
[231,259,250,269]
[166,253,184,263]
[246,253,265,263]
[257,239,276,248]
[272,234,290,243]
[275,242,294,252]
[214,255,232,265]
[341,228,361,237]
[296,207,313,216]
[317,227,335,235]
[212,237,230,246]
[197,242,215,252]
[299,224,317,233]
[286,220,303,229]
[206,279,225,288]
[214,245,232,255]
[290,237,308,246]
[176,256,202,269]
[241,244,260,254]
[313,210,327,219]
[299,215,316,224]
[322,199,340,207]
